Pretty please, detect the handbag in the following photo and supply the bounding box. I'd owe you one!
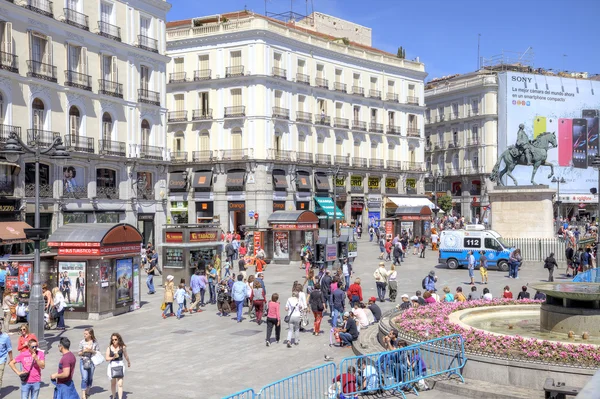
[111,361,124,379]
[284,303,297,323]
[160,302,166,311]
[91,351,105,366]
[82,357,93,370]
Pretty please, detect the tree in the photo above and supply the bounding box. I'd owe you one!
[396,46,406,59]
[437,194,453,215]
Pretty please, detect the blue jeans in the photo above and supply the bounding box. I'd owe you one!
[509,263,519,278]
[56,308,65,328]
[332,307,342,328]
[80,361,95,390]
[235,300,244,321]
[339,332,354,346]
[376,282,386,301]
[209,282,216,303]
[146,275,155,293]
[344,275,350,291]
[163,302,173,316]
[224,268,231,277]
[176,302,185,318]
[21,381,40,399]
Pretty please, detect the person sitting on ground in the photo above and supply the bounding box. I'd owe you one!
[358,358,379,394]
[534,290,547,301]
[398,294,411,310]
[517,285,530,300]
[442,286,454,302]
[367,297,382,322]
[423,291,436,304]
[455,287,466,302]
[415,291,426,306]
[502,286,513,299]
[467,286,478,301]
[409,296,420,308]
[336,311,359,348]
[352,303,369,329]
[482,287,493,301]
[361,303,375,325]
[383,329,399,351]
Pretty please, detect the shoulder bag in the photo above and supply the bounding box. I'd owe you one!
[111,360,124,379]
[284,303,297,323]
[19,357,34,383]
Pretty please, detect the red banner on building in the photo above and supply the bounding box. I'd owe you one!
[165,232,183,243]
[58,244,140,256]
[189,231,218,242]
[253,231,263,255]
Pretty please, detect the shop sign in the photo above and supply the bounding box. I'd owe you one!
[385,178,397,189]
[272,223,318,230]
[273,201,286,211]
[57,244,140,256]
[0,200,17,212]
[368,177,380,190]
[273,231,289,260]
[406,178,416,193]
[48,241,101,248]
[296,201,309,210]
[399,215,431,221]
[138,213,155,221]
[326,244,338,262]
[335,177,346,187]
[228,201,246,211]
[166,232,183,243]
[351,175,363,193]
[190,231,218,242]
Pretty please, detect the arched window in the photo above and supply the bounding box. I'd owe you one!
[32,98,44,130]
[231,127,242,150]
[69,106,80,136]
[102,112,112,141]
[141,119,150,147]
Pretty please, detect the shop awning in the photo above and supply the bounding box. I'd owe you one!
[267,210,319,224]
[0,222,33,244]
[169,172,187,190]
[296,173,312,190]
[273,172,288,189]
[314,197,345,219]
[225,172,245,188]
[394,205,432,220]
[48,223,143,256]
[314,174,330,191]
[387,197,437,210]
[193,171,213,189]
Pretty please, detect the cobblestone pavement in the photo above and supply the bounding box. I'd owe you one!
[0,237,552,399]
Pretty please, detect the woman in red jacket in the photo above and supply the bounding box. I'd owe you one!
[346,278,363,307]
[17,324,38,352]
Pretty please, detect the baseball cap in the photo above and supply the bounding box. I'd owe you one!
[401,294,409,299]
[343,312,350,317]
[369,297,377,302]
[410,296,418,301]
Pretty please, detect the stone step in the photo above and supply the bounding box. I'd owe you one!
[433,377,545,399]
[352,322,387,355]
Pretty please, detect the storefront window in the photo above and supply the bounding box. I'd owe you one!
[170,201,189,224]
[165,248,184,267]
[63,213,90,224]
[97,213,122,223]
[196,201,214,222]
[97,169,118,198]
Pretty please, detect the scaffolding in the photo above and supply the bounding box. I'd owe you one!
[481,48,535,73]
[265,0,314,25]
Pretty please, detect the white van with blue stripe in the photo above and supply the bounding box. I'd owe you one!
[438,225,515,271]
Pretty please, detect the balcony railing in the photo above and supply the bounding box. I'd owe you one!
[64,134,94,153]
[445,168,460,177]
[334,82,347,92]
[352,121,367,131]
[140,144,163,160]
[27,60,57,82]
[369,89,381,99]
[386,93,398,102]
[98,21,121,42]
[462,166,484,175]
[137,187,154,200]
[447,139,459,149]
[434,142,446,150]
[334,117,349,129]
[334,155,350,166]
[26,0,53,18]
[27,129,59,147]
[297,151,313,164]
[226,65,244,77]
[272,66,286,79]
[315,77,329,89]
[0,124,21,150]
[194,69,211,81]
[224,106,245,118]
[268,149,294,162]
[137,34,158,53]
[387,160,402,170]
[467,109,480,117]
[65,70,92,91]
[192,150,213,162]
[138,89,160,106]
[406,95,419,105]
[296,73,310,85]
[170,151,188,163]
[407,127,421,137]
[315,115,331,126]
[0,51,18,73]
[466,138,480,146]
[169,72,187,83]
[370,159,384,168]
[25,183,52,198]
[272,106,290,119]
[352,157,368,168]
[98,79,123,98]
[96,186,119,199]
[352,86,364,96]
[387,125,401,135]
[99,139,126,157]
[192,109,212,120]
[296,111,312,124]
[64,8,89,30]
[403,162,424,172]
[369,123,384,133]
[221,148,253,161]
[315,154,331,165]
[0,179,14,196]
[168,111,188,122]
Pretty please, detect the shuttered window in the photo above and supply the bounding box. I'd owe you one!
[230,51,241,66]
[231,88,242,106]
[174,94,184,111]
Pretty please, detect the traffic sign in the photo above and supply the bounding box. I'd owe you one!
[249,210,255,218]
[254,213,259,220]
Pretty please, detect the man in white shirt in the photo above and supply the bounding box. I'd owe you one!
[373,262,389,302]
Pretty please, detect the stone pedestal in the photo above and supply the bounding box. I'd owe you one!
[488,184,554,238]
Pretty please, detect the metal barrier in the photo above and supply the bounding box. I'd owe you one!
[258,362,337,399]
[222,388,256,399]
[573,268,600,283]
[503,237,566,261]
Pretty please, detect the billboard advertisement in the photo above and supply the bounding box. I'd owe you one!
[498,71,600,193]
[273,231,289,260]
[116,258,133,306]
[58,261,86,308]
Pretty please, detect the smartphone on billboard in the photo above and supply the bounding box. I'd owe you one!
[558,119,573,166]
[534,116,547,138]
[584,116,599,164]
[572,118,588,169]
[582,110,599,118]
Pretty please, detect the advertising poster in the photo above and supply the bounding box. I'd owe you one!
[131,259,140,311]
[137,171,153,191]
[116,258,133,306]
[401,222,414,237]
[305,231,314,247]
[368,211,380,227]
[385,221,394,239]
[326,244,338,262]
[347,241,358,258]
[58,261,86,308]
[497,71,600,192]
[18,263,32,293]
[253,231,263,255]
[63,165,85,194]
[5,276,18,293]
[273,231,289,260]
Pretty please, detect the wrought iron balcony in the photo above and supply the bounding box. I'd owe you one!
[65,70,92,91]
[407,128,421,138]
[296,73,310,85]
[466,138,480,146]
[137,34,158,53]
[386,92,398,102]
[369,89,381,99]
[64,8,89,30]
[192,150,213,162]
[0,179,14,196]
[315,115,331,126]
[445,168,460,177]
[272,106,290,120]
[62,185,88,199]
[26,0,53,17]
[0,51,18,73]
[25,183,52,198]
[369,123,384,133]
[98,79,123,98]
[467,109,480,117]
[138,89,160,106]
[403,162,424,172]
[315,77,329,89]
[137,186,154,200]
[64,134,94,153]
[352,121,367,131]
[192,109,213,120]
[462,166,484,175]
[352,86,364,96]
[169,72,187,83]
[194,69,211,81]
[352,157,368,168]
[334,82,347,92]
[406,95,419,105]
[139,144,163,160]
[221,148,253,161]
[0,124,21,149]
[27,129,60,147]
[272,66,286,79]
[268,149,294,162]
[27,60,57,82]
[334,117,349,129]
[387,125,401,135]
[170,151,188,163]
[297,151,313,164]
[99,139,126,157]
[315,154,331,165]
[446,139,459,149]
[387,160,402,170]
[168,111,188,122]
[96,186,119,199]
[98,21,121,42]
[370,158,384,168]
[226,65,244,78]
[434,142,446,150]
[296,111,312,124]
[224,106,245,118]
[334,155,350,166]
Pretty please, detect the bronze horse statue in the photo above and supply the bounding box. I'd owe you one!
[490,131,557,186]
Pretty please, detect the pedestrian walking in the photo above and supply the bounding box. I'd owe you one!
[2,291,14,333]
[231,275,248,323]
[174,283,191,320]
[467,251,476,286]
[51,337,79,398]
[341,258,352,291]
[479,251,488,284]
[78,328,99,399]
[285,291,303,348]
[378,236,385,260]
[509,249,522,279]
[162,275,175,319]
[251,280,266,325]
[544,252,558,282]
[216,280,231,317]
[319,270,332,315]
[188,270,206,312]
[384,239,392,261]
[105,333,130,399]
[388,264,398,301]
[331,283,345,328]
[373,262,389,302]
[52,287,67,330]
[419,236,427,258]
[265,293,281,346]
[10,337,44,399]
[308,283,325,335]
[214,253,222,279]
[208,264,218,304]
[145,250,157,295]
[0,320,12,390]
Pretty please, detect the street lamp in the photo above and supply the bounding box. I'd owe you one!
[1,132,70,350]
[551,176,566,220]
[328,165,341,253]
[428,172,442,217]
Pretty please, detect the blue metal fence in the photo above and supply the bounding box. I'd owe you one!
[222,388,256,399]
[573,269,600,282]
[258,362,337,399]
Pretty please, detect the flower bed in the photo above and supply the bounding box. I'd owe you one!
[393,299,600,367]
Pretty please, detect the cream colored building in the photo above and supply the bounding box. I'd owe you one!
[165,10,428,236]
[0,0,170,248]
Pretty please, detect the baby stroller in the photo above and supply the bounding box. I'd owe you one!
[44,312,51,330]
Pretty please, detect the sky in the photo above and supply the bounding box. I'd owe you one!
[167,0,600,81]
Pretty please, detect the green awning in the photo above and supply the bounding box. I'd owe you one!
[314,197,345,219]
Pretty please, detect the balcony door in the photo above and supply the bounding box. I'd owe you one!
[140,16,151,38]
[174,94,184,112]
[140,65,149,91]
[102,112,112,142]
[141,119,150,147]
[69,106,80,137]
[30,32,51,66]
[231,88,242,107]
[0,22,12,57]
[231,127,242,150]
[199,92,209,115]
[32,98,44,131]
[100,2,113,23]
[230,51,241,67]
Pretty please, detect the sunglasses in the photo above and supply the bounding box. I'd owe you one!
[30,346,38,350]
[112,338,118,341]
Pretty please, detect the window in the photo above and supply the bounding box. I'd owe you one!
[353,73,360,86]
[32,98,44,130]
[485,238,502,251]
[336,138,343,156]
[69,106,80,136]
[297,59,305,73]
[387,80,394,94]
[353,106,360,122]
[140,65,149,90]
[317,136,324,154]
[408,84,415,96]
[30,32,52,65]
[231,127,242,150]
[67,44,87,75]
[96,168,116,190]
[471,99,479,115]
[425,109,431,121]
[25,163,49,185]
[410,150,416,164]
[231,88,242,106]
[100,2,113,24]
[297,95,305,111]
[66,0,80,11]
[408,114,417,129]
[452,103,459,117]
[102,55,117,82]
[140,16,152,38]
[102,112,112,141]
[437,155,444,171]
[317,98,326,114]
[316,64,324,78]
[141,119,150,147]
[335,103,342,118]
[274,135,281,151]
[388,111,394,126]
[473,154,479,169]
[451,153,459,170]
[0,22,13,56]
[198,54,209,71]
[370,142,377,159]
[472,125,479,141]
[437,106,444,120]
[199,130,210,151]
[198,92,209,113]
[353,141,360,158]
[174,57,184,73]
[230,51,241,67]
[453,131,458,145]
[274,90,282,107]
[370,77,377,90]
[174,94,184,111]
[273,52,282,68]
[437,130,443,144]
[387,144,394,161]
[173,132,184,152]
[335,69,342,83]
[370,108,377,124]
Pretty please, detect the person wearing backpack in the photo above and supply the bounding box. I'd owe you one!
[373,262,389,302]
[423,271,437,292]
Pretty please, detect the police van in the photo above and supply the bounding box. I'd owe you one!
[438,225,515,271]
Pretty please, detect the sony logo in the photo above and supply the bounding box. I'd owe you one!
[511,76,532,83]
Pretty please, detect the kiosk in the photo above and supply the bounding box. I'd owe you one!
[393,206,432,238]
[267,211,319,263]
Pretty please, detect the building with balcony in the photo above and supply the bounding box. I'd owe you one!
[424,71,499,219]
[166,10,427,232]
[0,0,171,250]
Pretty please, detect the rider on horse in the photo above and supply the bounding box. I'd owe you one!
[515,123,534,164]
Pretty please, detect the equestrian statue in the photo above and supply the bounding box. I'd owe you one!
[490,124,557,186]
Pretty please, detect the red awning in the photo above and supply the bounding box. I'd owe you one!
[0,222,33,244]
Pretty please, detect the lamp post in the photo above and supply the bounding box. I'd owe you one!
[429,172,442,219]
[551,176,566,220]
[328,165,341,262]
[1,132,70,350]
